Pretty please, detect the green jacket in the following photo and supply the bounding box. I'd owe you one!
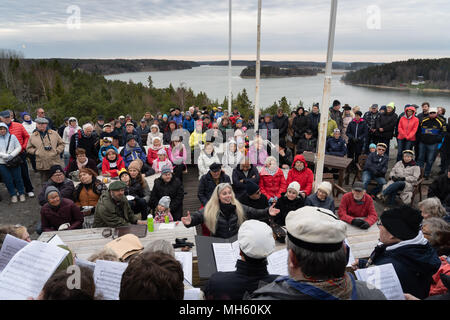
[93,191,137,228]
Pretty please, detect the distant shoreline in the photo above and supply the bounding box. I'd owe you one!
[348,83,450,94]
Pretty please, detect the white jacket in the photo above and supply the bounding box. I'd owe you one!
[0,124,22,165]
[197,152,220,179]
[22,121,36,135]
[63,118,80,153]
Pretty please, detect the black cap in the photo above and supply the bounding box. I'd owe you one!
[333,100,341,107]
[313,102,319,107]
[305,129,313,135]
[355,111,363,117]
[371,104,379,109]
[97,115,104,120]
[49,165,64,177]
[245,180,260,196]
[352,181,364,191]
[343,104,351,110]
[126,134,136,142]
[380,206,423,240]
[209,162,222,172]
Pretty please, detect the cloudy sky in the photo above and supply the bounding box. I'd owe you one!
[1,0,449,62]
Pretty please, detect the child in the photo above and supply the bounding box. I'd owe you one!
[102,148,125,178]
[98,137,118,164]
[147,136,167,166]
[168,136,187,182]
[369,143,377,154]
[152,149,173,173]
[154,196,173,223]
[274,181,305,226]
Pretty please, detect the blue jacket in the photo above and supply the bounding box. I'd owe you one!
[120,145,147,167]
[305,193,335,212]
[214,111,224,120]
[171,114,184,126]
[183,118,195,134]
[325,137,347,157]
[364,151,388,177]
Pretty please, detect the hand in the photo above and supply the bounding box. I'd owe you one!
[351,218,365,227]
[279,149,285,156]
[282,164,290,169]
[137,220,147,225]
[379,128,384,132]
[404,293,420,300]
[240,180,244,183]
[268,203,280,216]
[360,221,370,229]
[300,191,306,198]
[181,211,192,226]
[351,259,359,271]
[391,176,398,182]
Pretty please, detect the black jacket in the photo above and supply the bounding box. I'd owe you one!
[204,259,279,300]
[276,148,293,168]
[307,112,321,137]
[232,166,260,199]
[375,111,398,139]
[69,130,99,161]
[363,151,388,177]
[198,171,232,206]
[149,176,184,220]
[428,174,450,206]
[346,119,368,153]
[238,193,269,210]
[419,116,445,145]
[292,115,310,142]
[274,195,305,226]
[273,114,288,138]
[296,137,317,155]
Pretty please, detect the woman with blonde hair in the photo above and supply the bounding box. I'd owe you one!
[182,183,280,238]
[418,197,447,219]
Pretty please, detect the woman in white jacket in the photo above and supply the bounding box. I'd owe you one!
[197,142,220,179]
[62,117,80,166]
[146,124,163,147]
[20,112,36,135]
[222,139,243,170]
[0,122,25,203]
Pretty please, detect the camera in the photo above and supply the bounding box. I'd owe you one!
[44,146,52,151]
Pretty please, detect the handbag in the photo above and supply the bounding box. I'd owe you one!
[4,135,23,168]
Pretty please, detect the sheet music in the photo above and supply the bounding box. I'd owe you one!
[75,258,96,273]
[47,234,65,247]
[184,288,202,300]
[0,241,69,300]
[355,263,405,300]
[231,240,241,261]
[344,239,355,267]
[93,260,128,300]
[158,222,176,230]
[0,234,28,272]
[175,251,193,285]
[267,249,289,276]
[212,243,237,272]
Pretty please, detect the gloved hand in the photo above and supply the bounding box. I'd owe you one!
[359,221,370,229]
[391,176,398,182]
[397,177,406,181]
[351,218,365,228]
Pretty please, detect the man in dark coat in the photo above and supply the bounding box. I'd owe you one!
[362,142,388,196]
[198,163,231,206]
[38,165,75,206]
[307,103,321,138]
[363,104,380,153]
[232,161,259,199]
[259,114,276,141]
[69,124,98,161]
[292,107,310,145]
[355,206,441,300]
[329,100,343,132]
[346,111,368,165]
[238,181,269,210]
[204,220,279,300]
[375,102,398,156]
[149,165,184,221]
[296,129,317,155]
[428,166,450,209]
[273,108,288,140]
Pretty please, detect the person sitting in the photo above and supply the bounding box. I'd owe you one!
[295,129,317,155]
[119,251,184,300]
[418,197,449,221]
[251,206,386,300]
[286,154,314,197]
[149,165,184,221]
[197,142,220,179]
[101,148,125,178]
[152,148,173,173]
[73,168,106,215]
[146,136,167,166]
[272,139,293,169]
[248,136,268,168]
[40,186,84,232]
[222,139,243,170]
[362,142,388,197]
[168,135,187,183]
[259,156,287,203]
[381,150,420,206]
[232,159,260,199]
[38,165,75,206]
[153,196,174,223]
[120,135,147,168]
[353,206,441,300]
[273,182,305,227]
[93,181,147,228]
[305,181,335,212]
[0,224,31,245]
[122,121,142,147]
[198,163,231,207]
[189,120,206,151]
[338,182,378,229]
[66,147,98,177]
[368,143,376,154]
[146,124,163,147]
[182,183,280,239]
[163,121,177,145]
[238,181,269,210]
[428,165,450,215]
[98,137,118,165]
[325,128,347,157]
[204,220,278,300]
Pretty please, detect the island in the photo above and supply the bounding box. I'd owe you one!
[240,66,322,78]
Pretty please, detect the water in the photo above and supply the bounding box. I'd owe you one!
[105,65,450,114]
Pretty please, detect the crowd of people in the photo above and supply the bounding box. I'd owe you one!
[0,101,449,301]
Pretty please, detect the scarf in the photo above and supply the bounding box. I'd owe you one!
[21,112,32,124]
[289,273,354,300]
[402,159,416,167]
[265,166,278,176]
[68,125,76,139]
[219,202,236,218]
[77,158,89,170]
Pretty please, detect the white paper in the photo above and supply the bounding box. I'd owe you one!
[158,222,176,230]
[175,251,193,285]
[355,263,405,300]
[0,241,69,300]
[93,260,128,300]
[75,258,96,273]
[0,234,28,272]
[267,249,289,276]
[47,234,66,247]
[344,239,356,267]
[231,240,241,261]
[212,243,238,272]
[184,288,202,300]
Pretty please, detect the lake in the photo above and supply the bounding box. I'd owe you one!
[105,65,450,114]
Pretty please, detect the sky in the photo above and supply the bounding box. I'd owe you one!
[1,0,449,63]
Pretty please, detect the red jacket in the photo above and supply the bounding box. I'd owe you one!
[430,256,450,296]
[7,121,29,152]
[101,155,125,177]
[41,198,84,232]
[259,167,287,199]
[286,154,314,195]
[338,192,378,226]
[397,107,419,141]
[146,146,169,166]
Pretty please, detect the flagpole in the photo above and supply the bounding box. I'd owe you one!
[254,0,262,131]
[315,0,338,186]
[228,0,232,114]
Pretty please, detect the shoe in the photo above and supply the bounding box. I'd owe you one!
[27,192,35,198]
[19,194,26,202]
[11,195,18,203]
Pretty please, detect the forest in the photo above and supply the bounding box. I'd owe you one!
[240,66,321,78]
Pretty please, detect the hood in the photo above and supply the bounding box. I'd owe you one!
[404,106,416,116]
[150,124,160,133]
[291,154,308,170]
[0,122,9,133]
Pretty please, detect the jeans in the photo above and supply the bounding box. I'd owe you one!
[362,170,386,195]
[382,181,406,205]
[63,151,71,168]
[19,152,33,193]
[0,164,25,196]
[417,142,439,176]
[396,139,413,162]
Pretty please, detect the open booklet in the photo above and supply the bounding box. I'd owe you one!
[93,260,128,300]
[0,241,69,300]
[0,234,29,272]
[355,263,405,300]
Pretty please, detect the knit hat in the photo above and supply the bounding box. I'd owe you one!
[0,110,10,118]
[209,162,222,172]
[128,159,143,172]
[238,220,275,259]
[45,186,61,201]
[35,117,49,124]
[245,180,260,196]
[355,111,362,117]
[317,181,332,196]
[109,180,127,191]
[126,134,135,143]
[158,196,171,209]
[387,102,395,109]
[286,206,347,252]
[49,165,64,177]
[118,168,130,179]
[380,206,423,240]
[163,114,168,119]
[369,143,377,150]
[157,148,167,155]
[161,165,173,174]
[287,181,300,195]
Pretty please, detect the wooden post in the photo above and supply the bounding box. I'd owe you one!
[254,0,262,131]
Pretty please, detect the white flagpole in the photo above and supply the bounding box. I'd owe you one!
[254,0,262,131]
[315,0,338,186]
[228,0,232,114]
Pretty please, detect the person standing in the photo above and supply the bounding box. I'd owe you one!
[273,108,288,142]
[375,102,398,156]
[346,111,368,166]
[396,106,419,162]
[363,104,380,153]
[35,108,55,131]
[292,107,310,145]
[329,100,343,132]
[307,103,321,138]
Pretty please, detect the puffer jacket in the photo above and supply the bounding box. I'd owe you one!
[286,154,314,196]
[146,145,169,166]
[93,191,137,228]
[146,126,164,147]
[101,154,125,177]
[376,110,398,139]
[397,107,419,141]
[292,115,310,142]
[0,123,22,165]
[259,167,287,199]
[120,144,147,167]
[273,114,289,138]
[197,151,220,179]
[382,160,420,205]
[346,118,368,150]
[273,194,305,226]
[325,136,347,157]
[26,129,65,170]
[6,121,29,152]
[329,107,343,131]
